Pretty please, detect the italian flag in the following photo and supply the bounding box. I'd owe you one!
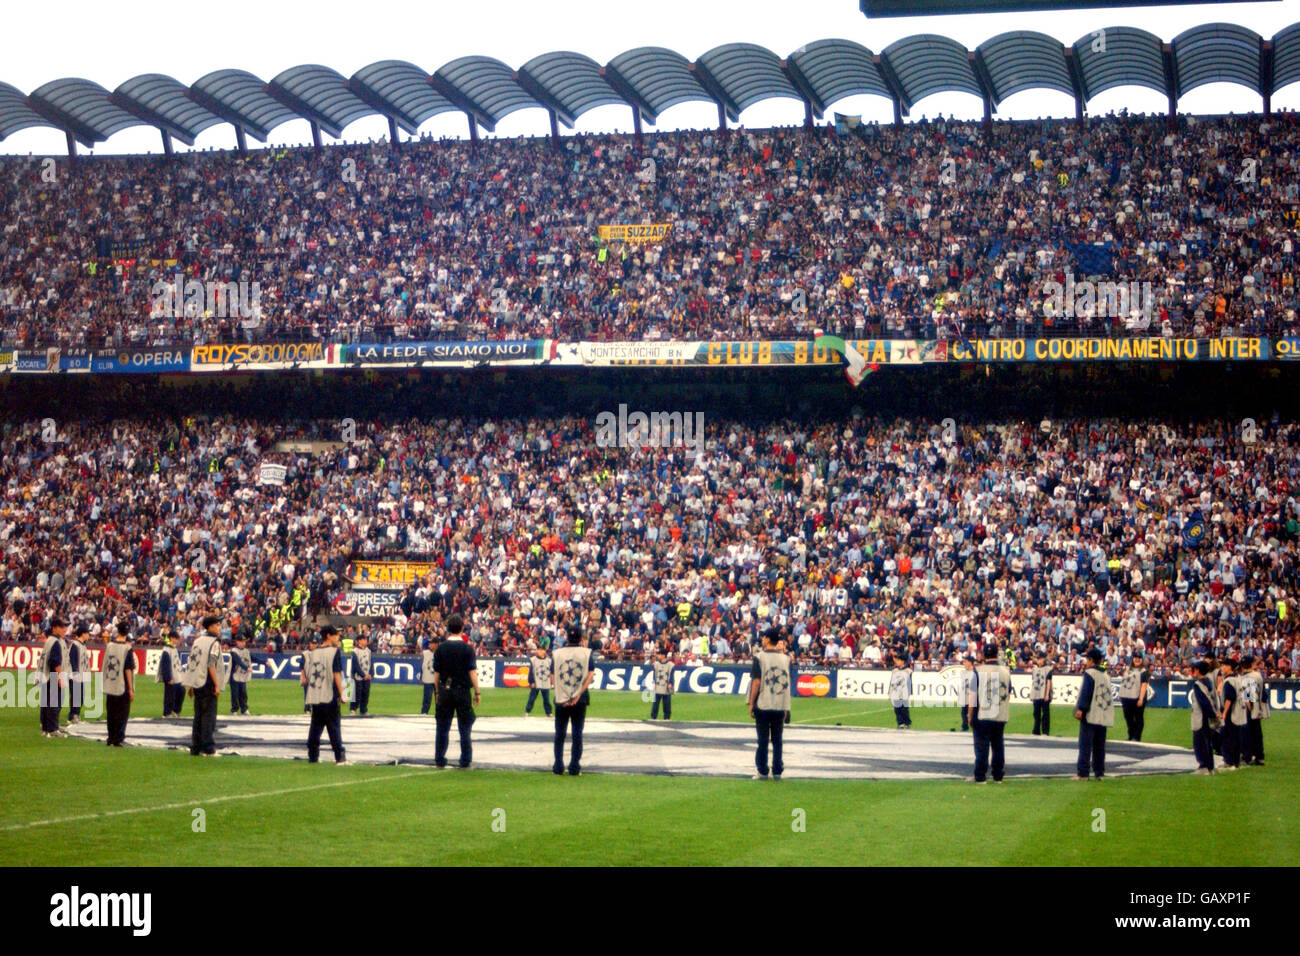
[815,334,874,387]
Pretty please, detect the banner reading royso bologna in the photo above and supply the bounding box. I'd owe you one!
[190,342,336,371]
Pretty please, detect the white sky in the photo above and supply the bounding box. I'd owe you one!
[3,0,1298,155]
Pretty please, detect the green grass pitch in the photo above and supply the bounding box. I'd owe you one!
[1,679,1295,866]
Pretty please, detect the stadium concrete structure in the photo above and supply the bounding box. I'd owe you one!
[65,715,1193,779]
[1,21,1298,154]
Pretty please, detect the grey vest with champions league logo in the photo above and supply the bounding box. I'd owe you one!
[531,655,553,689]
[1119,668,1144,700]
[305,646,339,706]
[888,667,911,706]
[156,645,182,684]
[230,647,252,683]
[552,646,591,704]
[421,648,436,684]
[1084,667,1115,726]
[183,634,221,690]
[1189,678,1218,732]
[1226,675,1248,726]
[975,663,1011,723]
[103,642,132,696]
[1030,665,1052,701]
[70,639,88,680]
[653,659,673,695]
[353,646,371,679]
[755,650,791,712]
[41,635,61,676]
[1241,671,1269,720]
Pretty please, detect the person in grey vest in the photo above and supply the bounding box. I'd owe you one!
[1188,660,1219,775]
[229,633,252,716]
[1242,655,1269,766]
[67,624,90,724]
[1205,652,1223,756]
[747,629,791,780]
[349,633,372,716]
[39,618,69,738]
[1073,647,1114,780]
[433,615,479,769]
[103,623,136,747]
[650,646,673,720]
[957,656,975,732]
[967,642,1010,783]
[304,624,347,764]
[525,644,553,717]
[889,651,912,729]
[1118,651,1150,741]
[156,634,185,717]
[552,624,595,776]
[419,636,438,715]
[302,635,318,714]
[1030,653,1053,736]
[1218,658,1247,770]
[184,615,224,757]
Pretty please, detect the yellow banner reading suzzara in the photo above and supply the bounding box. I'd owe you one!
[597,223,672,243]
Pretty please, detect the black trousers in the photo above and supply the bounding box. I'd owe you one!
[308,700,345,762]
[1122,700,1144,741]
[1192,727,1215,770]
[230,681,249,714]
[350,678,370,714]
[106,692,130,745]
[972,718,1005,781]
[1246,718,1265,763]
[435,688,475,767]
[190,690,217,755]
[893,704,911,727]
[651,693,671,719]
[1222,722,1242,767]
[39,677,62,732]
[420,684,435,714]
[165,683,185,716]
[68,679,85,719]
[526,687,552,715]
[755,709,785,776]
[1032,700,1050,735]
[554,703,587,774]
[1077,722,1107,778]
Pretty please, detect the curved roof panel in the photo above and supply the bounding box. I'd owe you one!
[606,47,712,121]
[30,78,142,144]
[1274,22,1300,94]
[697,43,799,115]
[1071,26,1165,99]
[270,64,375,138]
[435,56,540,127]
[788,39,891,107]
[351,60,456,131]
[978,31,1071,101]
[0,81,54,139]
[520,51,624,123]
[190,70,298,141]
[113,74,223,144]
[1173,22,1262,97]
[883,34,980,106]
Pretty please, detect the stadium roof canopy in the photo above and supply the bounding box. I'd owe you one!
[4,19,1299,152]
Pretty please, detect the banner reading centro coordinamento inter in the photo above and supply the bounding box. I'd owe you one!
[940,337,1270,363]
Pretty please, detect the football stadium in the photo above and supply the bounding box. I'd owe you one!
[0,0,1296,910]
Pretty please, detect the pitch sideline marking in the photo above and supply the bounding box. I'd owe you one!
[0,769,430,833]
[795,705,893,724]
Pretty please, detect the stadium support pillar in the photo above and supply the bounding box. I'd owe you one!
[717,101,727,134]
[891,98,902,127]
[161,129,173,157]
[65,130,77,169]
[1075,97,1084,131]
[803,99,814,131]
[310,121,322,151]
[235,126,248,154]
[982,96,992,135]
[388,116,400,150]
[1262,41,1274,117]
[467,113,480,147]
[548,109,560,147]
[632,105,643,148]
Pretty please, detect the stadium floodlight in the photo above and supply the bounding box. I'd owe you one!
[861,0,1273,15]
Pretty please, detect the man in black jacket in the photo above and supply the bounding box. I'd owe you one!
[433,614,479,768]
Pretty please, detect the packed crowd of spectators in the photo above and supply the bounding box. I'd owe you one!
[2,406,1298,678]
[2,109,1299,348]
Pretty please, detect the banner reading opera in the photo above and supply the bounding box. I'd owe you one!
[190,342,338,371]
[344,340,555,367]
